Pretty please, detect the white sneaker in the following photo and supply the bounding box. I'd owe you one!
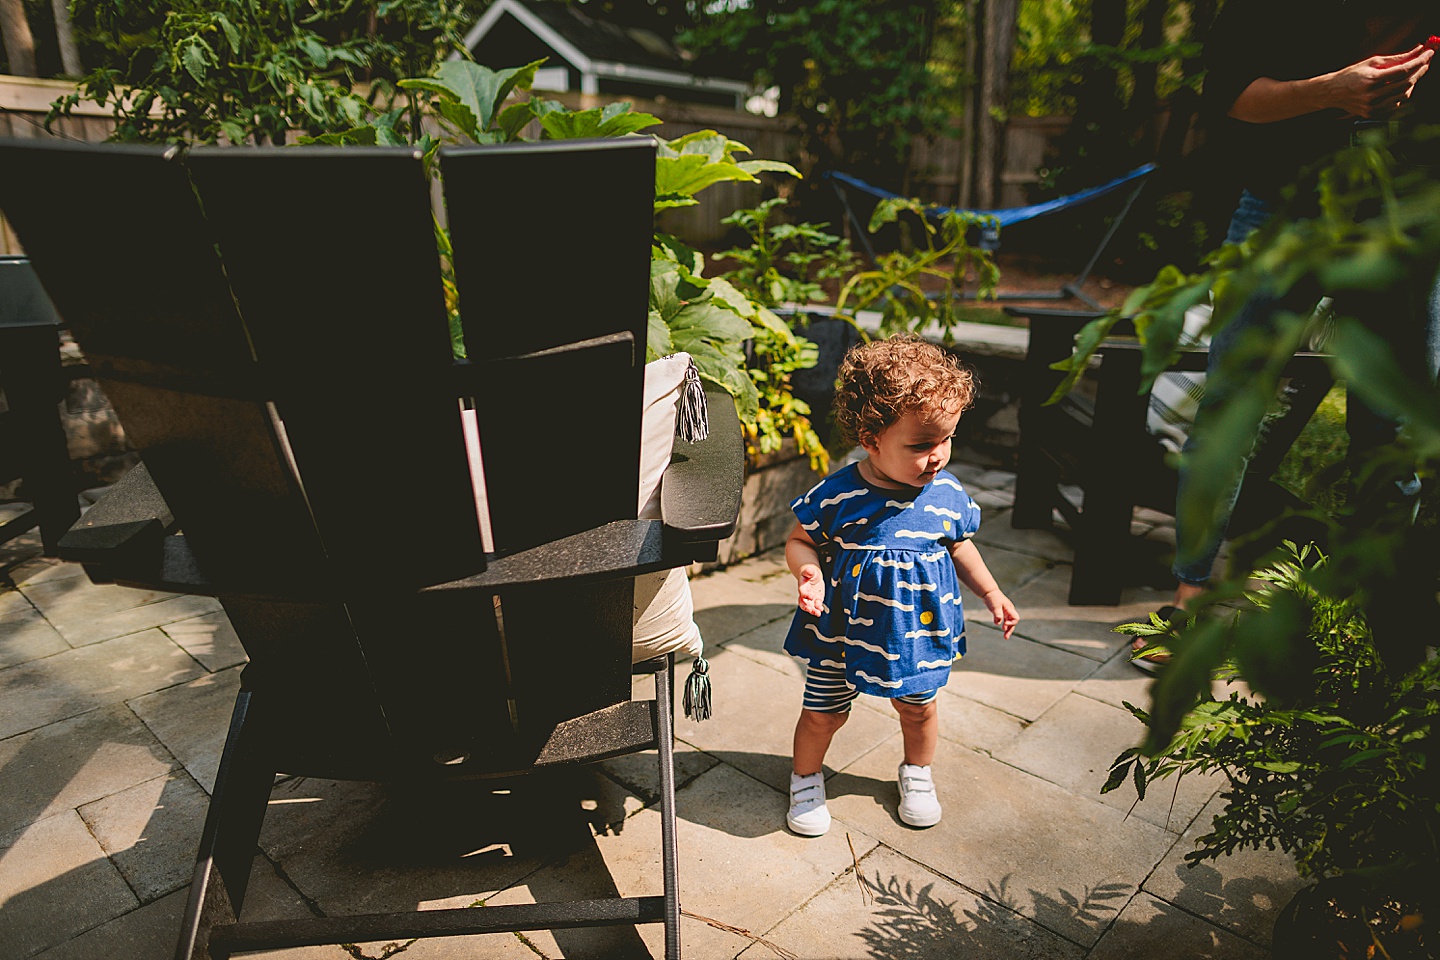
[786,771,831,836]
[897,763,941,827]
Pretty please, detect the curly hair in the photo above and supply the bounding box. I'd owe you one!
[833,336,977,448]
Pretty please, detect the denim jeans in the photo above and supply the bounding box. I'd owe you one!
[1171,190,1440,585]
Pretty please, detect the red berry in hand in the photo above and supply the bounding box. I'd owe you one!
[1427,36,1440,52]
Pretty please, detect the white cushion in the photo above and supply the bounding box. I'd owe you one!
[638,352,692,519]
[1146,303,1210,454]
[633,353,704,661]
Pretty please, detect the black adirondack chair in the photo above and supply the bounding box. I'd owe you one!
[0,137,742,959]
[0,256,80,554]
[1009,306,1332,605]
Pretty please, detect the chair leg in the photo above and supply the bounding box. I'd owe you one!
[652,654,682,960]
[175,690,277,960]
[1070,349,1149,605]
[0,324,78,554]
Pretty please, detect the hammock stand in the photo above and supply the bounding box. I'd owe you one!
[824,164,1157,310]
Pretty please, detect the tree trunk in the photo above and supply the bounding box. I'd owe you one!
[1157,0,1217,167]
[1131,0,1168,152]
[51,0,82,76]
[975,0,1018,208]
[958,0,978,208]
[0,0,38,77]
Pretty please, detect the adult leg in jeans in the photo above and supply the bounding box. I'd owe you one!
[1168,191,1324,600]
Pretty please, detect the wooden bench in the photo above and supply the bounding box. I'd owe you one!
[1009,306,1332,605]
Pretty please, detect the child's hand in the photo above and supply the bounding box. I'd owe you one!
[796,565,826,616]
[984,590,1019,639]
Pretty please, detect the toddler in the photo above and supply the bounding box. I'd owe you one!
[783,336,1019,835]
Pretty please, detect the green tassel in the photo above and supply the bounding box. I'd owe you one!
[683,656,711,722]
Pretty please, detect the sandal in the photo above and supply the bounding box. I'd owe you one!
[1129,605,1182,674]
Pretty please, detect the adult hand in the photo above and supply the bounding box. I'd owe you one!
[1325,45,1433,118]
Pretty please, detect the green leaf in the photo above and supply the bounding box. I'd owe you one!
[1143,618,1229,752]
[495,101,536,141]
[538,107,602,140]
[647,309,674,360]
[436,98,480,141]
[434,58,545,131]
[397,77,457,100]
[218,119,248,144]
[736,159,802,179]
[181,41,211,83]
[654,154,756,200]
[214,15,240,55]
[595,110,663,137]
[301,37,328,69]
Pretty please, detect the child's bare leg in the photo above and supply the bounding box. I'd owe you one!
[893,699,938,767]
[793,708,848,776]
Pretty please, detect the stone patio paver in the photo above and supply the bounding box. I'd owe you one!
[0,809,139,958]
[0,459,1313,959]
[1141,794,1308,947]
[992,691,1220,832]
[0,629,205,740]
[825,734,1178,947]
[1085,892,1269,960]
[0,702,177,837]
[749,845,1085,960]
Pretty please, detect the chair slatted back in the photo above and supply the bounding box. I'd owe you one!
[440,139,654,554]
[0,136,660,776]
[185,146,483,587]
[0,142,329,588]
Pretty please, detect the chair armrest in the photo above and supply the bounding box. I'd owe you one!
[660,381,743,546]
[57,461,174,572]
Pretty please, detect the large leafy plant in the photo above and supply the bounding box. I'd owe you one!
[1080,127,1440,912]
[1106,545,1439,890]
[49,0,467,145]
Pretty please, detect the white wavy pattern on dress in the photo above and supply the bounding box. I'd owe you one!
[855,670,903,689]
[883,500,915,510]
[804,623,901,660]
[917,550,948,562]
[924,504,968,520]
[835,539,884,550]
[916,655,959,669]
[938,592,964,606]
[854,592,914,611]
[895,529,944,540]
[933,475,964,491]
[818,488,866,508]
[875,557,915,569]
[817,658,847,670]
[896,581,936,592]
[801,520,820,530]
[903,627,951,639]
[847,615,875,626]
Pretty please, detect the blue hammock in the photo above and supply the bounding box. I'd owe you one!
[825,163,1157,308]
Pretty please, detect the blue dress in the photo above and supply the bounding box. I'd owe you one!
[783,463,982,698]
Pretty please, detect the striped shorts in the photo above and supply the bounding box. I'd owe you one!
[802,661,938,713]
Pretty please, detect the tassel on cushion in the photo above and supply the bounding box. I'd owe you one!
[676,358,709,443]
[683,656,712,722]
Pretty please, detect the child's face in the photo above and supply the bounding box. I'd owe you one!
[860,405,962,489]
